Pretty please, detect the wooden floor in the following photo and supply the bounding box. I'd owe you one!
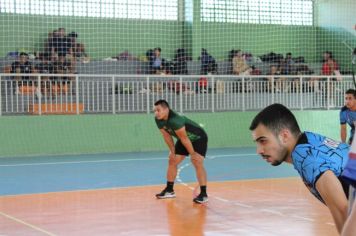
[0,178,337,236]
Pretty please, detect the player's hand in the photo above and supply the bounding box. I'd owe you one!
[168,152,176,159]
[191,152,203,161]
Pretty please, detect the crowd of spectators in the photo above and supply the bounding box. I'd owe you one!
[7,27,89,96]
[4,30,343,95]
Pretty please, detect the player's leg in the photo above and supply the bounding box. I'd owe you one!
[342,186,356,236]
[167,154,185,183]
[190,137,208,203]
[156,142,187,199]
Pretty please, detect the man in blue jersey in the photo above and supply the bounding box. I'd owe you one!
[340,89,356,144]
[341,134,356,236]
[249,103,350,234]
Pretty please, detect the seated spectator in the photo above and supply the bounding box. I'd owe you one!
[310,51,340,94]
[116,50,137,61]
[52,55,74,95]
[50,28,72,60]
[11,52,36,94]
[232,50,250,75]
[280,52,295,75]
[266,65,285,92]
[35,52,55,95]
[173,48,188,75]
[321,51,339,76]
[68,31,89,63]
[200,48,217,75]
[149,47,166,74]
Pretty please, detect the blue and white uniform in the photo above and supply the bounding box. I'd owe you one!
[292,131,349,203]
[340,106,356,144]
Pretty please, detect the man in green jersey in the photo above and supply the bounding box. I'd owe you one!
[154,99,208,203]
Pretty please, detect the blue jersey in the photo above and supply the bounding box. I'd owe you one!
[342,138,356,188]
[340,106,356,143]
[292,132,349,203]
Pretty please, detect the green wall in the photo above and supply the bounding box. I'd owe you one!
[0,13,321,61]
[199,23,319,61]
[1,1,356,71]
[0,14,183,59]
[0,111,341,158]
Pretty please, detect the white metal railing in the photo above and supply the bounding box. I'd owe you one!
[0,73,354,115]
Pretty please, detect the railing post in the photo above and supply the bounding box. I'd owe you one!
[299,76,303,110]
[242,77,245,111]
[146,76,150,114]
[271,76,275,104]
[38,75,41,115]
[179,77,183,113]
[327,77,330,110]
[76,75,79,115]
[112,76,115,114]
[211,76,215,112]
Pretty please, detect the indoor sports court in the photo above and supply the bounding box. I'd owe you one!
[0,148,338,236]
[1,0,356,235]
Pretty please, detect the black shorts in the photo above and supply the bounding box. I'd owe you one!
[175,135,208,157]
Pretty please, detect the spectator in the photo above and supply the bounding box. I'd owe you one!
[173,48,188,75]
[50,28,72,60]
[322,51,339,76]
[280,52,295,75]
[11,52,33,80]
[232,50,250,75]
[149,47,166,74]
[266,65,286,92]
[200,48,217,75]
[68,31,89,62]
[11,52,36,94]
[35,52,55,96]
[35,52,54,75]
[52,55,74,94]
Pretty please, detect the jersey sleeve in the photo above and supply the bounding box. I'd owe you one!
[169,115,185,130]
[340,110,346,124]
[304,150,345,189]
[155,118,164,129]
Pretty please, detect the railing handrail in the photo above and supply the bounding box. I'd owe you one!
[0,73,354,80]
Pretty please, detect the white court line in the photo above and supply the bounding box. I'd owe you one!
[0,153,256,167]
[0,211,57,236]
[176,154,333,227]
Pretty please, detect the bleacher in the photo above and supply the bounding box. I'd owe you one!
[1,57,323,77]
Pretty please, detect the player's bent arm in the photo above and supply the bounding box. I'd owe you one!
[160,129,175,154]
[340,124,347,143]
[175,127,195,155]
[316,170,348,233]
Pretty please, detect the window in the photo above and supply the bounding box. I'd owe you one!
[0,0,178,20]
[201,0,313,26]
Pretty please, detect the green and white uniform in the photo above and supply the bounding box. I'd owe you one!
[155,110,208,156]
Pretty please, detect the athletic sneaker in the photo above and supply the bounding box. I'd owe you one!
[155,188,176,199]
[193,193,208,204]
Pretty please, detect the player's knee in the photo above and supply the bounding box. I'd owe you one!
[169,157,182,166]
[190,158,203,167]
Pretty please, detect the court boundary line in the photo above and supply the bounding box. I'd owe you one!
[0,153,256,167]
[0,211,57,236]
[176,154,336,228]
[0,177,300,198]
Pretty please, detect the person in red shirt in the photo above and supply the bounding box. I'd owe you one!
[321,51,339,76]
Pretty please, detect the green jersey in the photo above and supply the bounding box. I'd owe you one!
[155,110,206,142]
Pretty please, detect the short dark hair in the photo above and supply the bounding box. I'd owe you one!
[249,103,301,137]
[154,99,170,108]
[345,89,356,98]
[154,47,161,52]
